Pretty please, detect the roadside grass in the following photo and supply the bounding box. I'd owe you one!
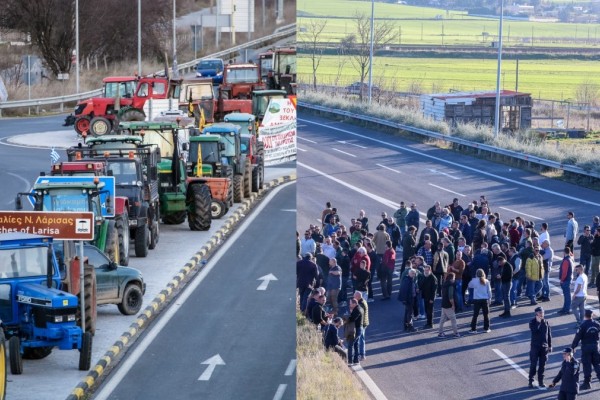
[299,90,600,175]
[298,55,600,101]
[297,311,369,400]
[298,0,599,47]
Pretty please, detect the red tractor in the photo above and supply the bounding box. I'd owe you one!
[215,63,266,121]
[68,75,183,137]
[260,47,296,96]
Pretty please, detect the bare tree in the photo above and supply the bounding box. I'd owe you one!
[575,79,600,107]
[0,0,75,77]
[300,18,328,90]
[346,12,395,100]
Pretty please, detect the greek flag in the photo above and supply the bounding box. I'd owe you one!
[50,147,60,164]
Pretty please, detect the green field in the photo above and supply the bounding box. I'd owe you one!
[298,0,600,47]
[298,55,600,101]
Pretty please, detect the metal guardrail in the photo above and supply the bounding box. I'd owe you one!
[0,24,295,115]
[299,101,600,180]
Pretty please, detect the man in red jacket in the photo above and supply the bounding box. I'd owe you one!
[558,248,575,315]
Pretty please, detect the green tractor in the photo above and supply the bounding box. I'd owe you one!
[202,123,251,202]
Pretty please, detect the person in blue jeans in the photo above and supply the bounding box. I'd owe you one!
[354,291,369,361]
[525,247,544,305]
[509,247,523,307]
[540,240,554,302]
[346,298,364,366]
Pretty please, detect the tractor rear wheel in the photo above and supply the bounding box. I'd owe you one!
[116,211,130,266]
[0,329,6,399]
[233,175,244,203]
[119,108,145,122]
[134,224,149,258]
[89,116,112,136]
[162,212,186,225]
[78,331,92,371]
[256,142,265,189]
[22,346,52,360]
[211,200,227,219]
[104,220,119,264]
[74,117,91,135]
[187,184,211,231]
[117,284,144,315]
[149,207,160,250]
[251,166,260,193]
[78,265,97,336]
[223,165,234,207]
[8,336,22,375]
[243,165,252,198]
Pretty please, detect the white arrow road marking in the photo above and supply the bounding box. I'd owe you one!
[198,354,225,381]
[337,140,367,149]
[376,164,401,174]
[428,168,460,180]
[257,273,278,290]
[332,148,357,157]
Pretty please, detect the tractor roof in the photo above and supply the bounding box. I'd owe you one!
[103,76,137,83]
[190,134,221,142]
[224,113,255,122]
[226,63,257,69]
[0,233,53,246]
[252,89,287,96]
[202,123,240,134]
[86,135,142,145]
[118,121,179,131]
[32,181,105,190]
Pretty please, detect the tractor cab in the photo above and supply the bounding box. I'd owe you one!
[188,135,226,177]
[224,112,257,137]
[103,76,137,98]
[252,90,287,122]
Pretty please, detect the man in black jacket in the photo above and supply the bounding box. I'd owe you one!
[398,269,417,332]
[529,306,553,389]
[549,348,580,399]
[498,255,513,318]
[421,265,437,329]
[571,309,600,390]
[347,299,364,366]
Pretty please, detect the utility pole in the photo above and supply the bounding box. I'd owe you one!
[494,0,504,139]
[367,0,375,105]
[75,0,80,93]
[138,0,142,75]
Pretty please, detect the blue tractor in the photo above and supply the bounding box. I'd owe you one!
[0,233,92,374]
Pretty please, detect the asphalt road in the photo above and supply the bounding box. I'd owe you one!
[0,115,295,400]
[93,182,296,400]
[296,112,600,400]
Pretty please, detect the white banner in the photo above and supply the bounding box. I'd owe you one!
[259,98,297,165]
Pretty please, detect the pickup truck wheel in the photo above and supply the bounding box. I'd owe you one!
[8,336,22,375]
[78,332,92,371]
[118,284,144,315]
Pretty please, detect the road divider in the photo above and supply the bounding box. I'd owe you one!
[66,173,296,400]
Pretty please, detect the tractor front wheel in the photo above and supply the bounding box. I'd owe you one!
[134,224,149,258]
[233,174,244,203]
[74,117,91,135]
[119,108,145,122]
[211,200,227,219]
[8,336,22,375]
[89,116,112,136]
[149,207,160,250]
[251,166,260,193]
[0,330,6,399]
[162,212,186,225]
[78,332,92,371]
[187,184,211,231]
[243,165,252,198]
[116,211,130,266]
[79,265,97,336]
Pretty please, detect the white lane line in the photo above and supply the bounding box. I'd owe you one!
[284,359,296,376]
[297,137,317,143]
[428,168,460,180]
[351,364,389,400]
[492,349,529,380]
[499,206,543,221]
[93,181,296,400]
[6,172,32,205]
[376,164,401,174]
[273,384,287,400]
[300,119,600,207]
[493,349,551,391]
[337,140,368,149]
[297,147,307,152]
[333,148,356,157]
[428,183,465,197]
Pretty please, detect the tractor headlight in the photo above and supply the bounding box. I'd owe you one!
[67,314,76,322]
[54,315,63,323]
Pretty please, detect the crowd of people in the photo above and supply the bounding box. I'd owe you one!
[296,198,600,391]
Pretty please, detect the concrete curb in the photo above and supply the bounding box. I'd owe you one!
[66,173,296,400]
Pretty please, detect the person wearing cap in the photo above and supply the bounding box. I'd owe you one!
[529,306,553,388]
[571,309,600,390]
[571,264,589,327]
[548,347,580,398]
